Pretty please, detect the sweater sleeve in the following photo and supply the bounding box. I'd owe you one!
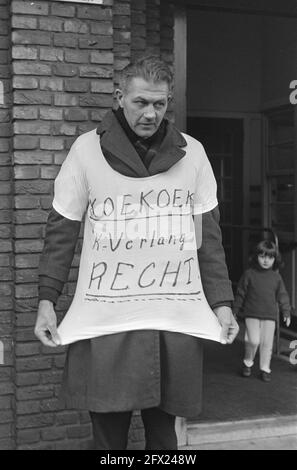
[277,275,291,318]
[197,205,234,308]
[233,270,250,316]
[38,208,81,304]
[39,277,64,305]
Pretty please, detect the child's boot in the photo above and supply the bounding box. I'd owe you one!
[241,364,252,377]
[260,370,271,382]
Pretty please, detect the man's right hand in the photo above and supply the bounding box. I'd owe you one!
[34,300,61,347]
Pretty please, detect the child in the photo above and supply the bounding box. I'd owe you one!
[233,240,291,382]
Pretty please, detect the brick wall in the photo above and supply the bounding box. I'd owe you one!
[160,1,174,119]
[131,0,146,61]
[11,0,113,450]
[113,0,131,87]
[0,0,176,450]
[146,0,161,55]
[131,0,174,62]
[0,0,15,451]
[160,0,174,66]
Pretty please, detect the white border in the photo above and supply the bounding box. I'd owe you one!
[53,0,104,5]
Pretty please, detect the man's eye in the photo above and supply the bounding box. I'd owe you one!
[155,102,165,109]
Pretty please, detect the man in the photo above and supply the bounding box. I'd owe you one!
[35,56,238,450]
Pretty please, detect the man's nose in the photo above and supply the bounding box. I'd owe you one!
[143,104,156,119]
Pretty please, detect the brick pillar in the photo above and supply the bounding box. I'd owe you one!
[0,0,15,451]
[146,0,161,55]
[11,0,114,450]
[2,0,177,451]
[160,0,175,121]
[131,0,174,63]
[160,0,174,65]
[113,0,131,90]
[131,0,146,61]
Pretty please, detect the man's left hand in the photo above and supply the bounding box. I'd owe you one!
[213,306,239,344]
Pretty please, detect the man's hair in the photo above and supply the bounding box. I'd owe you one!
[119,55,173,92]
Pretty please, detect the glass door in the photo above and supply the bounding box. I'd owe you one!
[265,108,295,239]
[264,107,297,316]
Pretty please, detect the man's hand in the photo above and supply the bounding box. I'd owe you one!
[213,306,239,344]
[285,316,291,327]
[34,300,61,347]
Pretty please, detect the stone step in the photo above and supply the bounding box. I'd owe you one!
[280,326,297,341]
[181,415,297,448]
[276,334,296,362]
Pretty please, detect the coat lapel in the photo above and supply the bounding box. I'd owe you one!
[97,111,150,177]
[97,110,187,177]
[147,125,187,175]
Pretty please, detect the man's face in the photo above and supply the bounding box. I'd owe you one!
[116,77,171,138]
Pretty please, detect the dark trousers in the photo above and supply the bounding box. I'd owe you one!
[90,407,177,450]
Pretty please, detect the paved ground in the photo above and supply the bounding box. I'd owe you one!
[185,434,297,450]
[182,327,297,450]
[193,329,297,423]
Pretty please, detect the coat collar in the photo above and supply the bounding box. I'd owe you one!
[97,110,150,176]
[96,110,187,177]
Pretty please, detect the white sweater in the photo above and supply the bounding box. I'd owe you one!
[53,129,223,345]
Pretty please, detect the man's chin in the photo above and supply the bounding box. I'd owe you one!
[136,126,156,138]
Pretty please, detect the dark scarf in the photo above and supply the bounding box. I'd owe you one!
[96,108,187,177]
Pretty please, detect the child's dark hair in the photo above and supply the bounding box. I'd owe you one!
[250,239,282,270]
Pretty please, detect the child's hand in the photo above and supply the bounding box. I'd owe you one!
[284,316,291,327]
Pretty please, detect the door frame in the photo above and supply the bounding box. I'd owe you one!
[174,0,297,18]
[173,5,187,132]
[173,4,262,248]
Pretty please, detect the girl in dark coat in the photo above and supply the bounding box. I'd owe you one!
[233,240,291,382]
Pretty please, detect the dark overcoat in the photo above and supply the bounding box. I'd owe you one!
[40,111,233,417]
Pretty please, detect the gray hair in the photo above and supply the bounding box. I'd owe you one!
[119,55,173,92]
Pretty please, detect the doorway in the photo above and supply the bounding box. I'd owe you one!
[173,1,297,440]
[187,116,244,284]
[184,3,297,304]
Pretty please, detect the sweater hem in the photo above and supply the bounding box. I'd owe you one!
[243,314,277,322]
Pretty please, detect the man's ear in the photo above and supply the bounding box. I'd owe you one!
[115,88,124,108]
